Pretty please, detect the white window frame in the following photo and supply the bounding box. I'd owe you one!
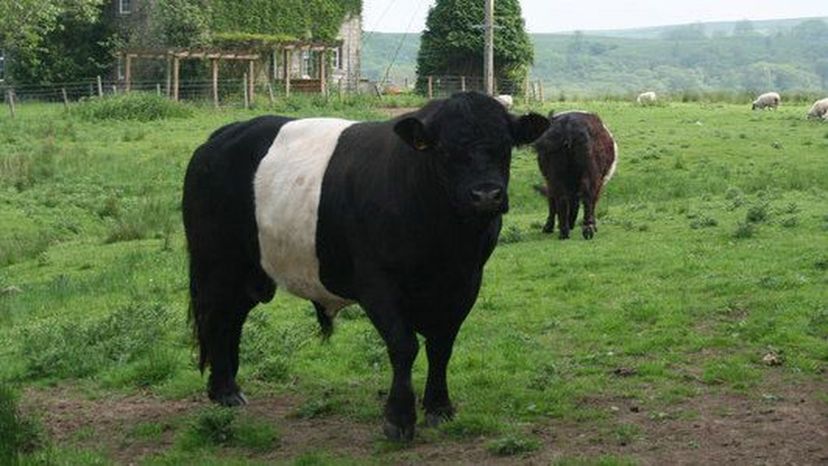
[119,0,131,15]
[332,47,342,70]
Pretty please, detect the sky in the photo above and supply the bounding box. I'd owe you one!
[362,0,828,33]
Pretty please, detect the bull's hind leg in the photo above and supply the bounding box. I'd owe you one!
[193,267,273,407]
[568,196,580,231]
[555,197,572,239]
[581,194,597,240]
[542,195,557,233]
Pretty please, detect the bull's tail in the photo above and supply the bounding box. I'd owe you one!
[187,255,209,372]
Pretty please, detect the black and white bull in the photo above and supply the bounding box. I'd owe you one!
[182,92,549,441]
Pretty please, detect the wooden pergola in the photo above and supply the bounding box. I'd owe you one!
[120,39,342,105]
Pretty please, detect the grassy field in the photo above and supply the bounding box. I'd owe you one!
[1,95,827,465]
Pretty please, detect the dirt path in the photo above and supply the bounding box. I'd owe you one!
[21,381,828,465]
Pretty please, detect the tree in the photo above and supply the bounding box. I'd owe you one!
[415,0,533,94]
[0,0,108,83]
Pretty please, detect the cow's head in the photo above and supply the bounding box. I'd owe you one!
[394,92,549,217]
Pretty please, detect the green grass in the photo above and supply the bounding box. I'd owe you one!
[1,100,827,464]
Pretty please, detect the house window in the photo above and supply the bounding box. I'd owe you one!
[119,0,131,14]
[0,50,5,82]
[301,50,311,78]
[333,47,343,70]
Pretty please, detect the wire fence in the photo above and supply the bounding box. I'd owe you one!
[0,74,550,117]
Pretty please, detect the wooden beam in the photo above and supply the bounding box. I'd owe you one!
[242,72,249,109]
[165,56,171,97]
[124,53,132,93]
[427,75,433,99]
[319,51,327,96]
[172,56,180,101]
[284,48,291,98]
[96,75,103,97]
[211,58,219,108]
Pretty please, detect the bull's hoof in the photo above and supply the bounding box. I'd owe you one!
[424,409,454,428]
[558,232,570,240]
[383,421,415,442]
[210,390,248,407]
[582,225,595,240]
[542,223,554,234]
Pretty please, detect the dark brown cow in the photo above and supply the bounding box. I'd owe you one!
[533,111,617,239]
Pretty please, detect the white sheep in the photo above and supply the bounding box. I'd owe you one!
[752,92,781,110]
[495,94,513,109]
[807,98,828,120]
[636,91,657,105]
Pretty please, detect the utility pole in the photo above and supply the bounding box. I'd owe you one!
[483,0,495,95]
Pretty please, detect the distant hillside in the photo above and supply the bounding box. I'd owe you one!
[573,17,828,40]
[362,17,828,95]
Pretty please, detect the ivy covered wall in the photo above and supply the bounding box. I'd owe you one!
[210,0,361,42]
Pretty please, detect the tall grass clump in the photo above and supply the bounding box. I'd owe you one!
[75,93,193,121]
[0,384,46,462]
[17,303,174,379]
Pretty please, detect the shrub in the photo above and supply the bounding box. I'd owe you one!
[75,93,193,122]
[178,407,279,452]
[689,216,718,229]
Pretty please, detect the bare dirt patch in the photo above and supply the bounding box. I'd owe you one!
[20,378,828,465]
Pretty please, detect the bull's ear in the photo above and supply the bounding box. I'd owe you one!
[394,117,433,151]
[512,112,550,146]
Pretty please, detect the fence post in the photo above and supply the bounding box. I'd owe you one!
[538,80,544,102]
[248,60,255,104]
[61,88,69,110]
[428,75,433,99]
[6,90,15,118]
[461,76,466,92]
[283,48,291,98]
[111,85,117,95]
[156,83,161,97]
[172,56,180,101]
[338,78,344,102]
[96,75,103,97]
[165,55,172,98]
[211,58,219,108]
[267,82,275,105]
[242,72,249,109]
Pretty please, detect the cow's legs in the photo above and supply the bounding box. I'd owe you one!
[556,197,571,239]
[204,292,256,406]
[542,193,556,233]
[361,292,419,441]
[423,332,457,426]
[568,196,580,231]
[582,194,597,240]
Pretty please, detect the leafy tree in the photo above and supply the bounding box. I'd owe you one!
[415,0,533,94]
[0,0,109,83]
[815,59,828,90]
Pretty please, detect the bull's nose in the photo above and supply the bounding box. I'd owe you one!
[470,187,504,212]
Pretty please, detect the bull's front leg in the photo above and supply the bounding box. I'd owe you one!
[423,331,458,426]
[361,289,419,441]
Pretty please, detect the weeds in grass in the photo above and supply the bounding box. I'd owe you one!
[689,215,718,229]
[439,414,500,439]
[746,203,770,223]
[292,398,339,419]
[177,406,279,452]
[499,225,524,244]
[487,434,540,456]
[779,216,799,228]
[18,302,173,379]
[106,198,174,244]
[733,221,758,239]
